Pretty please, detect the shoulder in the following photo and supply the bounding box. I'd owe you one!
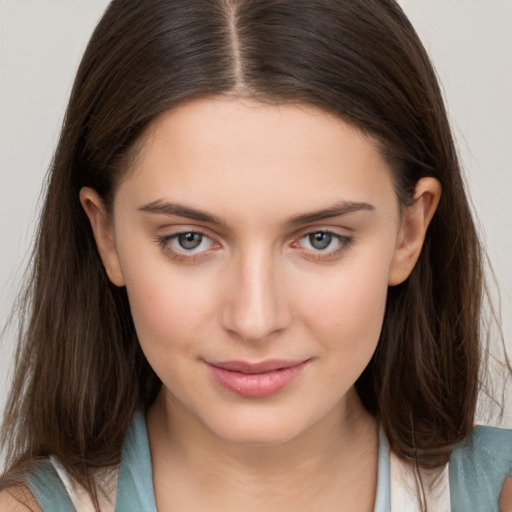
[0,486,42,512]
[450,425,512,512]
[451,425,512,470]
[25,457,119,512]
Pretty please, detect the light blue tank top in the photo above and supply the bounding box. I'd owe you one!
[27,411,512,511]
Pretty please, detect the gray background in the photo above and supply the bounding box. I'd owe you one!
[1,1,511,427]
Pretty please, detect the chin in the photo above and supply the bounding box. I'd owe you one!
[206,411,311,447]
[220,428,303,448]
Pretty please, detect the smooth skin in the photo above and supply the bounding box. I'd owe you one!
[80,97,440,511]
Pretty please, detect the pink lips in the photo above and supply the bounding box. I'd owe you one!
[206,359,309,398]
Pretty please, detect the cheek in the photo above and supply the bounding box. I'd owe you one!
[299,253,392,356]
[300,266,389,396]
[121,259,217,361]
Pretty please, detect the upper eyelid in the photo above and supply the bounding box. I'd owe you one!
[154,221,236,241]
[163,230,215,248]
[157,226,219,242]
[291,222,354,235]
[293,227,351,241]
[313,226,353,237]
[299,231,350,244]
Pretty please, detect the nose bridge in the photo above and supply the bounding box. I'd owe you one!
[222,244,290,343]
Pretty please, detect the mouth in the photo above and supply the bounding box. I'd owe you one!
[205,359,310,398]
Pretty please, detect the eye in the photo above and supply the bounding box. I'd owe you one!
[306,232,336,250]
[292,230,352,261]
[156,230,219,261]
[176,232,205,251]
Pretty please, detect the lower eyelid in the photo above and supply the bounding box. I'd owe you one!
[155,231,221,262]
[289,231,352,257]
[303,241,352,261]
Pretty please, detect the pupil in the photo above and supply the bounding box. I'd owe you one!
[178,232,202,250]
[310,232,332,250]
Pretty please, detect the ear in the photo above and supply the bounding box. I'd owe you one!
[388,177,442,286]
[80,187,125,287]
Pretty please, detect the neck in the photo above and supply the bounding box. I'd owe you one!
[147,387,379,511]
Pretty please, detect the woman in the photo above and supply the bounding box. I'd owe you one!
[1,0,511,510]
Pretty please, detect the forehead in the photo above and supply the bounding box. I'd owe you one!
[115,97,398,219]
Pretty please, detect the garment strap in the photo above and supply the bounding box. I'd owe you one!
[49,456,118,512]
[47,424,451,512]
[389,450,450,511]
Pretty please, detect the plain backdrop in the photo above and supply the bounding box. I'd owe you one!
[1,1,511,427]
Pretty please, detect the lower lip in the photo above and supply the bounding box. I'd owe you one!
[207,361,309,398]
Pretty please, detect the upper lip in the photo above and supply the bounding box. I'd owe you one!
[207,359,308,374]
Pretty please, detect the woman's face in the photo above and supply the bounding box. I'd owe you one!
[83,97,436,446]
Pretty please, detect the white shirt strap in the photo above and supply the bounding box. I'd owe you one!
[390,450,451,511]
[49,456,118,512]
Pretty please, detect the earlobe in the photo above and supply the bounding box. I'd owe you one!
[388,177,442,286]
[79,187,125,287]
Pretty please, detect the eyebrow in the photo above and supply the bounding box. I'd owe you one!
[285,201,375,226]
[138,199,375,226]
[138,200,226,225]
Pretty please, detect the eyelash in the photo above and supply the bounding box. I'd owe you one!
[291,230,352,261]
[155,229,352,262]
[155,230,219,262]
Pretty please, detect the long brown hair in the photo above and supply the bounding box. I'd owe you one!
[1,0,503,503]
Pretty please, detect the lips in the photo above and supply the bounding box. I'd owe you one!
[206,359,309,398]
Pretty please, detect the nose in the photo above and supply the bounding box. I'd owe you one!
[221,248,292,344]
